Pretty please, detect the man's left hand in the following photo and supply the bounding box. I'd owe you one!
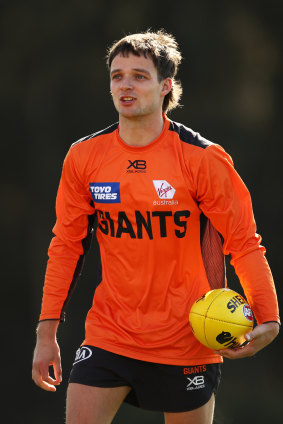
[215,321,280,359]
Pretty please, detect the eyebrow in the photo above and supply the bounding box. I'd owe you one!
[110,68,151,76]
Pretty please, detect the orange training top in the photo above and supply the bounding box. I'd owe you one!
[40,115,280,365]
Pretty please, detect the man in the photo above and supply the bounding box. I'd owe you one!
[32,30,280,424]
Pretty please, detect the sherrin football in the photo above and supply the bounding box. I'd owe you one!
[189,288,254,350]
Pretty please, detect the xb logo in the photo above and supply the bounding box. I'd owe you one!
[127,160,147,170]
[187,376,204,387]
[186,375,205,390]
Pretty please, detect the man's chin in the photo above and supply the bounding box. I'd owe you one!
[118,107,154,120]
[119,110,143,119]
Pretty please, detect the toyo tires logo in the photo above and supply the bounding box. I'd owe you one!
[89,182,121,203]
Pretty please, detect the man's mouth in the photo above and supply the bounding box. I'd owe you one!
[120,96,136,103]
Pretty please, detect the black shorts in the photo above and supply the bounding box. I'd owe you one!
[69,346,221,413]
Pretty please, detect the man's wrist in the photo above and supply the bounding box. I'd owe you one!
[263,321,281,328]
[36,319,60,340]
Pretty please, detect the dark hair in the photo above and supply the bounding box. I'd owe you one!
[106,29,182,112]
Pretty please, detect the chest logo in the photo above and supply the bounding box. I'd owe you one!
[89,182,121,203]
[127,159,147,173]
[153,180,176,199]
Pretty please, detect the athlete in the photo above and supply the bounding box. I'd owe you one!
[32,30,280,424]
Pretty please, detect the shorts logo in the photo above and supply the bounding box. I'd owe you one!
[153,180,176,199]
[74,346,92,364]
[89,182,121,203]
[186,375,205,391]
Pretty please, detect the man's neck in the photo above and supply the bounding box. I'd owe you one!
[118,113,164,147]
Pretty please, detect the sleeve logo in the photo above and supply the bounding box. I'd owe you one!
[89,182,121,203]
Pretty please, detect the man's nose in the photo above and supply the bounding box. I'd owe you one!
[120,76,134,90]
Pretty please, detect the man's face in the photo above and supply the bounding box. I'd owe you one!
[110,53,171,119]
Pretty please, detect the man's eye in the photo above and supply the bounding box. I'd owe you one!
[136,74,146,79]
[112,74,121,80]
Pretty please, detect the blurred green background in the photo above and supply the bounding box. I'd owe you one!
[2,0,282,422]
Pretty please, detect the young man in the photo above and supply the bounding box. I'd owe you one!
[32,30,280,424]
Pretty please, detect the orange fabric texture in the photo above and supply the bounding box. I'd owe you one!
[40,116,280,365]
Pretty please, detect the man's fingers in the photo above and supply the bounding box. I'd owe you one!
[32,371,56,391]
[215,343,255,359]
[53,357,62,384]
[38,377,57,391]
[33,373,58,391]
[32,361,61,391]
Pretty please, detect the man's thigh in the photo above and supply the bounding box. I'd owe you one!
[164,393,215,424]
[66,383,131,424]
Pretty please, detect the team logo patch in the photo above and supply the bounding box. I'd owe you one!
[89,182,121,203]
[73,346,92,364]
[153,180,176,199]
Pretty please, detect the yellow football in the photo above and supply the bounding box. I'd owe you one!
[189,288,254,350]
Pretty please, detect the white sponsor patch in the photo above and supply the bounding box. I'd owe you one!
[153,180,176,199]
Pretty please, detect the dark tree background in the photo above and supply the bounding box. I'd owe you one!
[2,0,282,422]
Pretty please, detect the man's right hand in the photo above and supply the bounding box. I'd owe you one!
[32,320,62,391]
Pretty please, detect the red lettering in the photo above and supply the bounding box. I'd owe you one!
[183,365,207,375]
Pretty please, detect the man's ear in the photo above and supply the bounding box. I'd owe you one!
[161,78,173,96]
